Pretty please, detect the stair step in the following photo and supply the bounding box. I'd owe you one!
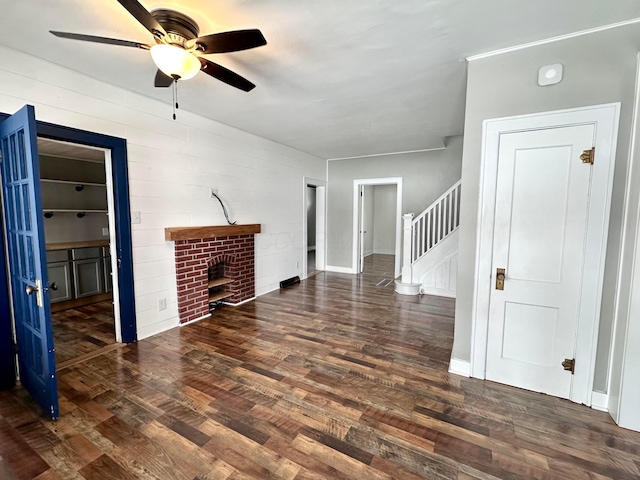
[208,277,235,288]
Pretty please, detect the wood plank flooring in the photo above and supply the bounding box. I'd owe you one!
[52,301,116,365]
[362,254,396,286]
[2,271,640,479]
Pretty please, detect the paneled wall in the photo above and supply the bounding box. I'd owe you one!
[0,46,325,339]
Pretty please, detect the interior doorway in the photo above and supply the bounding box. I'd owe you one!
[38,138,120,367]
[307,186,317,274]
[358,184,397,275]
[303,178,326,278]
[353,177,402,277]
[0,105,136,418]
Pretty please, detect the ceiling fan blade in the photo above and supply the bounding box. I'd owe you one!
[199,58,256,92]
[50,31,151,49]
[116,0,167,39]
[189,29,266,54]
[154,69,174,88]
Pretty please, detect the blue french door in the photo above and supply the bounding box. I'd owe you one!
[0,105,58,419]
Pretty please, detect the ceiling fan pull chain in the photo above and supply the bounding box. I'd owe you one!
[172,80,178,120]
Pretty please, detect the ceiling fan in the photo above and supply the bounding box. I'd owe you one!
[50,0,266,92]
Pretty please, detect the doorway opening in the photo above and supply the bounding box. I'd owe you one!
[353,177,403,278]
[0,106,136,418]
[307,186,317,274]
[38,138,121,367]
[303,178,326,278]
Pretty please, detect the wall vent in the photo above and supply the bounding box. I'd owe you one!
[280,276,300,289]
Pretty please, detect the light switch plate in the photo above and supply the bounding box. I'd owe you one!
[131,211,141,224]
[102,227,109,236]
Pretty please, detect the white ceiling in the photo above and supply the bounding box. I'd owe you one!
[2,1,640,159]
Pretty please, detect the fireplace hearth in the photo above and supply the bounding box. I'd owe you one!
[165,224,260,324]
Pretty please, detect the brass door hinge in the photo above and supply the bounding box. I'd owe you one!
[562,358,575,374]
[580,147,595,165]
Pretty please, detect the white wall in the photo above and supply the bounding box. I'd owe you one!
[0,46,326,339]
[372,184,396,255]
[327,135,463,269]
[455,23,640,392]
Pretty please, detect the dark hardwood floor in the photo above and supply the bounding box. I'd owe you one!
[51,301,116,366]
[1,271,640,479]
[362,254,396,285]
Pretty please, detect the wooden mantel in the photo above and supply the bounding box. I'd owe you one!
[165,224,261,241]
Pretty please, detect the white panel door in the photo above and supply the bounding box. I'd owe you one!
[486,124,594,399]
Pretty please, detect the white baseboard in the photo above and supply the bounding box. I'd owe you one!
[179,313,212,327]
[325,265,356,274]
[224,296,256,307]
[449,358,471,377]
[591,391,609,412]
[420,287,456,298]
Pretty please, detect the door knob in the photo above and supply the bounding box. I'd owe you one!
[25,280,44,307]
[49,282,58,291]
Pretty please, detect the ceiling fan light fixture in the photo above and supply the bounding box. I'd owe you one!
[150,44,200,80]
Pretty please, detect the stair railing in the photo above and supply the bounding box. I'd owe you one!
[411,180,461,264]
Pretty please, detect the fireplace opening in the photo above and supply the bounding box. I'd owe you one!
[208,261,235,311]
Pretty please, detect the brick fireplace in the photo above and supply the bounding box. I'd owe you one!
[165,225,261,324]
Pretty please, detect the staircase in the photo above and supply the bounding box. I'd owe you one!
[395,180,461,297]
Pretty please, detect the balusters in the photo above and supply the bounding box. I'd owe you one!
[409,181,461,265]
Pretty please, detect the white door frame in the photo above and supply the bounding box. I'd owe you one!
[303,177,326,278]
[353,177,403,277]
[470,103,620,405]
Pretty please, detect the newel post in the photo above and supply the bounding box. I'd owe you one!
[401,213,414,283]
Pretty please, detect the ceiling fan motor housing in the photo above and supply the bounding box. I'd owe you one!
[151,9,199,45]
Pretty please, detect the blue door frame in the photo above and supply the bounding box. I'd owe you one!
[0,112,137,390]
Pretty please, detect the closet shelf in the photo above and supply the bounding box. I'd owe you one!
[41,179,106,187]
[43,209,108,213]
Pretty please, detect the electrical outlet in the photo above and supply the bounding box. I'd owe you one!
[210,188,218,197]
[158,298,167,311]
[131,211,141,224]
[102,227,109,236]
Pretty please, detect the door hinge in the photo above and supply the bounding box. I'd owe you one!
[562,358,575,374]
[12,343,18,355]
[580,147,595,165]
